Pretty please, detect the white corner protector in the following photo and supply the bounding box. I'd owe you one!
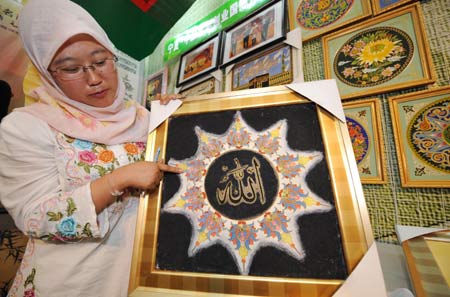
[395,225,446,244]
[286,79,345,122]
[174,86,182,93]
[333,243,387,297]
[225,64,235,76]
[148,99,183,133]
[210,69,223,82]
[284,28,302,49]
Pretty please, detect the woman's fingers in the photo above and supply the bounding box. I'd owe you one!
[157,93,186,105]
[158,162,184,173]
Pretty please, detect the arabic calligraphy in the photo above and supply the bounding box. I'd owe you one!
[216,157,266,206]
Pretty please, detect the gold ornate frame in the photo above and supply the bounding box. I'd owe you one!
[343,98,387,184]
[389,86,450,187]
[323,3,434,100]
[129,86,373,297]
[402,230,450,296]
[371,0,415,15]
[288,0,372,42]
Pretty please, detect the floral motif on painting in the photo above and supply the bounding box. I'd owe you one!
[407,98,450,173]
[346,116,369,164]
[334,27,414,87]
[163,112,332,275]
[297,0,354,29]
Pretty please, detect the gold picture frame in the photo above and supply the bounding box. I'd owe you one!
[371,0,416,15]
[402,230,450,296]
[343,98,387,184]
[389,86,450,187]
[288,0,372,42]
[129,86,373,296]
[323,3,434,100]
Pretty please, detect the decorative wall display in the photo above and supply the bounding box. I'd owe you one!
[343,98,386,184]
[401,230,450,296]
[143,67,168,110]
[323,3,434,100]
[389,86,450,187]
[288,0,372,42]
[371,0,415,15]
[180,76,220,97]
[176,34,221,87]
[129,87,372,296]
[231,43,293,91]
[221,0,286,67]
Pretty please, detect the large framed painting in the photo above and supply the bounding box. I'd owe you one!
[180,75,221,97]
[177,34,221,87]
[143,67,168,110]
[371,0,416,15]
[323,3,434,100]
[288,0,372,42]
[230,43,293,91]
[221,0,287,67]
[389,86,450,188]
[129,86,373,296]
[343,98,387,184]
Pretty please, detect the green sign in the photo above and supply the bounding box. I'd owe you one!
[164,0,270,62]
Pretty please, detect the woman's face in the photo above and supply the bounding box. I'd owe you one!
[48,34,118,107]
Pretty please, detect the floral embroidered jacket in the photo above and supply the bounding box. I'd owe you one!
[0,112,145,297]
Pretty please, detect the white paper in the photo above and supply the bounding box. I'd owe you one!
[396,224,446,243]
[286,79,345,122]
[210,69,223,82]
[284,28,302,49]
[333,243,388,297]
[148,99,183,133]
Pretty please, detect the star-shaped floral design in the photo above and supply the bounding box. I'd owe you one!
[164,112,332,274]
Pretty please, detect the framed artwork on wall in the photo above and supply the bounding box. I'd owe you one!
[231,43,293,91]
[129,86,372,296]
[389,86,450,188]
[323,3,434,100]
[371,0,416,15]
[176,34,221,87]
[143,67,168,110]
[288,0,372,42]
[221,0,286,67]
[180,75,221,97]
[343,98,387,184]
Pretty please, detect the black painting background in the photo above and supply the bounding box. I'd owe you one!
[157,102,348,279]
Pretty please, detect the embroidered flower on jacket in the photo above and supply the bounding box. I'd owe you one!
[78,150,97,165]
[73,139,93,150]
[41,198,93,242]
[98,150,115,163]
[124,143,138,155]
[56,216,77,237]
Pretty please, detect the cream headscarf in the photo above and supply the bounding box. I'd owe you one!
[17,0,150,145]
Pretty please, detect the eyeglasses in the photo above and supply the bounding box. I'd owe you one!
[49,56,118,81]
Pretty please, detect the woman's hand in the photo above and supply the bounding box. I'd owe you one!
[154,93,185,105]
[115,160,182,191]
[90,161,182,214]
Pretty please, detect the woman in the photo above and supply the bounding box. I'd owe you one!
[0,0,182,296]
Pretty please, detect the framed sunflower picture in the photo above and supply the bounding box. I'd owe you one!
[371,0,416,15]
[323,3,434,100]
[389,86,450,188]
[343,98,387,184]
[288,0,372,42]
[129,86,373,296]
